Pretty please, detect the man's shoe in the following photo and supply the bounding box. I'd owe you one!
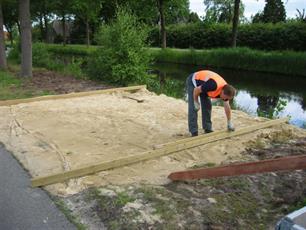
[191,131,198,137]
[204,129,213,134]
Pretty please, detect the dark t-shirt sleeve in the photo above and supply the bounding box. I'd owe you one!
[200,79,217,94]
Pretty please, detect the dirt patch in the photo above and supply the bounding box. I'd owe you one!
[62,138,306,229]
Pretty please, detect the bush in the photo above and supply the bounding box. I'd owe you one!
[87,8,152,86]
[7,39,21,63]
[32,43,52,68]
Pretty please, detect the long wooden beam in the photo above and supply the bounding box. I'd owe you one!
[31,117,288,187]
[0,85,146,106]
[168,154,306,181]
[154,117,287,149]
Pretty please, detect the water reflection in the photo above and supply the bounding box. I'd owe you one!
[149,63,306,128]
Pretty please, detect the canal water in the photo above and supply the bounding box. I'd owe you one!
[150,62,306,129]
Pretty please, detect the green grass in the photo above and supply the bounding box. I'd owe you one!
[288,197,306,212]
[54,198,87,230]
[0,70,52,100]
[150,47,306,77]
[0,70,29,100]
[46,43,96,57]
[114,191,135,206]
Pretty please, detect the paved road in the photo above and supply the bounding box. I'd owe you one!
[0,145,76,230]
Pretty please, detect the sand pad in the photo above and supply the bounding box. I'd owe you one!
[0,88,304,196]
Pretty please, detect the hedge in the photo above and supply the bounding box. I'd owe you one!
[149,22,306,51]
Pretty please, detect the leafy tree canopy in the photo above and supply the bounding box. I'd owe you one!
[203,0,245,23]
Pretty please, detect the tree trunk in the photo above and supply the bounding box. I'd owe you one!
[8,29,14,46]
[39,14,44,42]
[0,3,7,70]
[42,0,49,43]
[157,0,166,49]
[5,24,14,46]
[231,0,240,47]
[86,19,90,47]
[62,14,66,46]
[17,21,21,36]
[43,13,49,43]
[19,0,32,77]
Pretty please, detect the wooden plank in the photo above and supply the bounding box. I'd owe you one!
[153,129,229,149]
[154,117,288,150]
[0,85,146,106]
[168,154,306,181]
[31,117,288,187]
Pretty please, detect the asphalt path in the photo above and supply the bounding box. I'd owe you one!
[0,145,76,230]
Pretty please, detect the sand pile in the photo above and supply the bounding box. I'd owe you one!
[0,88,305,196]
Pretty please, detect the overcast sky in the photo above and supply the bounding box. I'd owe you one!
[189,0,306,19]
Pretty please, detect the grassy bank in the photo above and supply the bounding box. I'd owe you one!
[150,47,306,77]
[44,44,306,77]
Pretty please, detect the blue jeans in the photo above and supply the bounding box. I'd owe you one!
[186,74,212,134]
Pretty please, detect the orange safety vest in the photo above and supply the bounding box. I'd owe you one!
[193,70,227,98]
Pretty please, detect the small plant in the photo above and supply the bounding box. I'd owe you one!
[115,192,135,206]
[54,198,87,230]
[87,7,152,86]
[273,99,287,118]
[63,57,84,79]
[288,197,306,212]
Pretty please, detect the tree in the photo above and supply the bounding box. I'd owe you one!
[88,8,151,86]
[203,0,244,23]
[252,11,264,23]
[262,0,286,23]
[157,0,166,48]
[2,0,18,45]
[296,9,306,22]
[72,0,101,46]
[31,0,55,42]
[116,0,189,48]
[188,12,201,23]
[231,0,240,47]
[156,0,189,48]
[163,0,189,24]
[0,2,7,69]
[125,0,189,25]
[19,0,32,77]
[54,0,73,45]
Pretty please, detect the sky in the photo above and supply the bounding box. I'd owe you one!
[189,0,306,20]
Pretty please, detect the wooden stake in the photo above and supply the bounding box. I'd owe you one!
[31,118,288,187]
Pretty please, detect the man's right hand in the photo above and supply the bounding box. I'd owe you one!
[227,121,235,131]
[194,101,200,111]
